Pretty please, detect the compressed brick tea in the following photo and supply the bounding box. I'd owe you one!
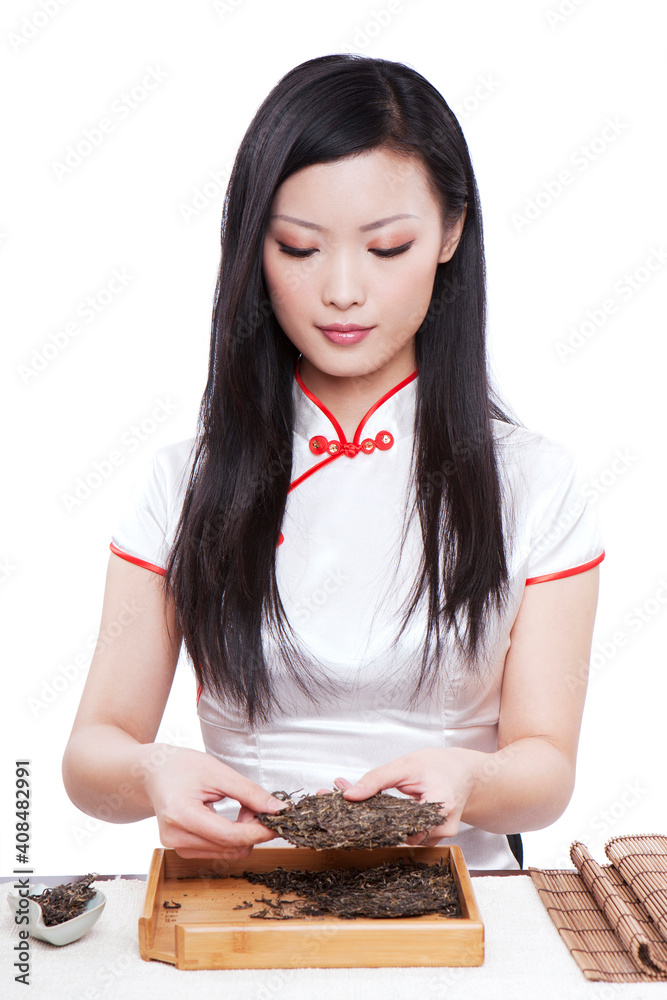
[255,787,448,849]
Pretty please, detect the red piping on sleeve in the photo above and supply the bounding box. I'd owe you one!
[525,549,605,586]
[109,541,167,577]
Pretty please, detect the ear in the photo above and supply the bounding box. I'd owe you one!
[438,203,467,264]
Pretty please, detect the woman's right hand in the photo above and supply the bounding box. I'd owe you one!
[143,746,289,859]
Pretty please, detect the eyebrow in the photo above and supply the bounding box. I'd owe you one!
[270,213,420,232]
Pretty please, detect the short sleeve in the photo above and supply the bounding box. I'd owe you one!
[109,438,195,576]
[524,443,605,585]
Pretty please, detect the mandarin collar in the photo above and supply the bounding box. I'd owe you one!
[292,357,418,450]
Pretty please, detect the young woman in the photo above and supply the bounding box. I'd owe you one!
[62,54,604,870]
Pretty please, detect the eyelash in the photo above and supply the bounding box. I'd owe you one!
[277,240,414,259]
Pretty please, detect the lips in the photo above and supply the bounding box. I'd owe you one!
[318,324,374,332]
[317,324,374,345]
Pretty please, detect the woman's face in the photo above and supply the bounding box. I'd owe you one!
[262,147,466,385]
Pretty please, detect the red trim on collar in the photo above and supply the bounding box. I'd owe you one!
[295,361,347,443]
[294,357,418,445]
[352,369,418,445]
[279,358,418,547]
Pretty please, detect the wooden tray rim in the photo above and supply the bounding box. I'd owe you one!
[139,844,484,969]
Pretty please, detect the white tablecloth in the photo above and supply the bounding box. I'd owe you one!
[2,876,666,999]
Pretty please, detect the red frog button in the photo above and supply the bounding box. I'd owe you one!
[309,435,328,455]
[374,430,394,450]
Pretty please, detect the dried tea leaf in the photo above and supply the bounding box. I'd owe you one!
[28,874,98,926]
[255,787,447,849]
[230,856,461,919]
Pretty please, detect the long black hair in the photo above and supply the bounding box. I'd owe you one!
[163,54,518,728]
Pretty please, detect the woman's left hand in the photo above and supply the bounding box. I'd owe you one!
[315,747,480,845]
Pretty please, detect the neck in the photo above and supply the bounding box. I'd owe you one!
[297,352,417,441]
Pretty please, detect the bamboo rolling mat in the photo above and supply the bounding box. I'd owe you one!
[529,834,667,983]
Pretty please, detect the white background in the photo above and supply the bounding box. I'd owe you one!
[1,0,665,877]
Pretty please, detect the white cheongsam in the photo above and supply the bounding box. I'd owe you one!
[110,359,605,870]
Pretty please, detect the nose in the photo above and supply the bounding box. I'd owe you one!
[321,249,366,309]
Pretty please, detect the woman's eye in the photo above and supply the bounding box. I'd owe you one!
[277,240,414,259]
[278,244,317,258]
[370,241,414,258]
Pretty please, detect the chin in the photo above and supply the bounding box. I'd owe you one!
[301,350,380,379]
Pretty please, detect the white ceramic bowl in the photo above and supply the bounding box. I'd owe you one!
[6,882,106,946]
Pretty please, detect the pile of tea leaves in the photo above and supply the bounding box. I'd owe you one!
[28,874,98,926]
[229,856,461,920]
[255,787,447,849]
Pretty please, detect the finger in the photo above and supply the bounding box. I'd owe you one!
[404,831,431,846]
[162,826,259,856]
[163,825,274,855]
[397,797,453,845]
[406,816,459,846]
[416,830,449,847]
[173,844,253,860]
[167,803,278,850]
[431,814,459,839]
[206,771,291,816]
[234,805,259,823]
[340,761,408,799]
[315,788,333,795]
[235,805,283,827]
[333,777,352,790]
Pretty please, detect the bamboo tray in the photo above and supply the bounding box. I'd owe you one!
[138,844,484,970]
